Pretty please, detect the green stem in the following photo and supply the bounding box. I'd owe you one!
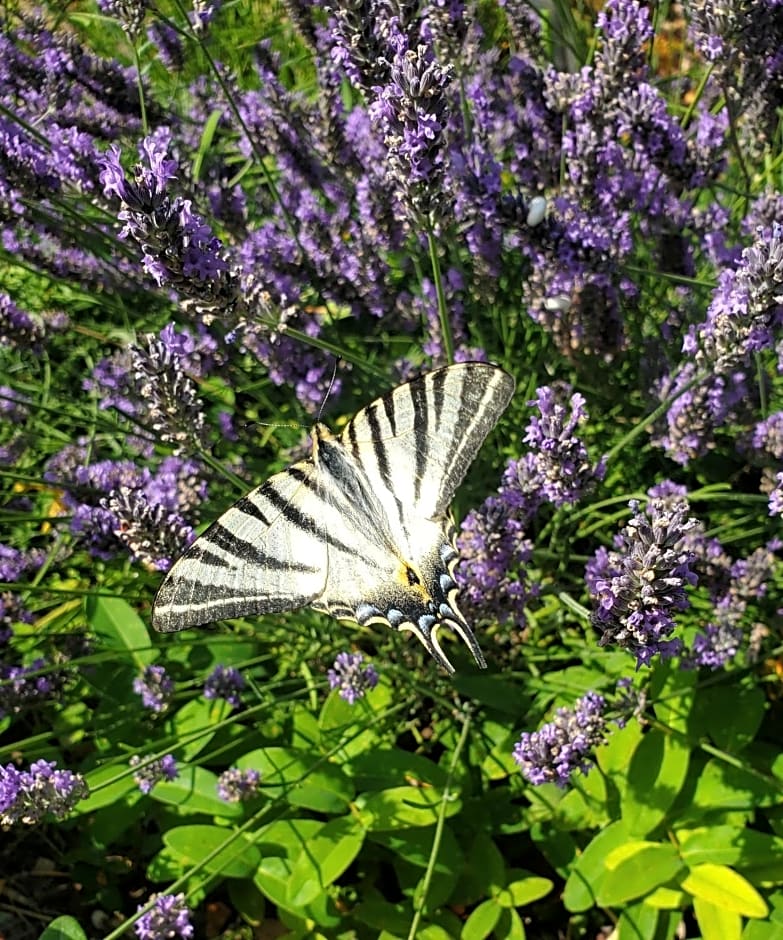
[407,705,472,939]
[426,224,454,364]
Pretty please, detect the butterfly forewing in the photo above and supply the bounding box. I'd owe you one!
[152,463,328,632]
[152,362,515,672]
[341,363,515,527]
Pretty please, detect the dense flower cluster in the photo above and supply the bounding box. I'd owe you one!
[459,384,602,626]
[0,760,88,827]
[135,893,194,940]
[327,652,379,704]
[513,692,608,787]
[203,665,245,709]
[587,499,698,666]
[133,665,175,713]
[130,754,179,794]
[99,136,238,311]
[655,220,783,464]
[217,767,262,803]
[0,658,65,718]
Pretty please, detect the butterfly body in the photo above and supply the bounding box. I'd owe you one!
[152,362,515,673]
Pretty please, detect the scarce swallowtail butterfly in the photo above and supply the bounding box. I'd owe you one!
[152,362,515,673]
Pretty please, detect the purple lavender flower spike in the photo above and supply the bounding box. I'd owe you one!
[0,658,65,718]
[368,29,453,223]
[203,665,245,709]
[513,692,608,787]
[587,499,698,667]
[0,760,88,826]
[106,487,195,572]
[130,754,179,794]
[135,893,194,940]
[99,138,238,312]
[133,665,175,712]
[327,652,379,704]
[217,767,262,803]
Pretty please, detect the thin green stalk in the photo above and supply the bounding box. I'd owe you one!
[407,705,472,939]
[426,225,454,364]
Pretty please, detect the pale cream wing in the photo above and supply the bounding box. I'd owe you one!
[152,462,328,632]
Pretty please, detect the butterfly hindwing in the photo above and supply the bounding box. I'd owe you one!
[152,462,329,632]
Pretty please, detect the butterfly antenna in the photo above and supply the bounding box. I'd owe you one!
[316,357,341,423]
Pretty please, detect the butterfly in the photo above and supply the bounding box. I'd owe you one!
[152,361,515,673]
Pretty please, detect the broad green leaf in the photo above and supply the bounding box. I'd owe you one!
[556,764,612,829]
[373,825,461,870]
[622,729,690,836]
[353,888,411,935]
[460,899,502,939]
[357,785,461,830]
[227,880,266,926]
[687,761,780,818]
[166,697,232,761]
[679,826,783,873]
[37,916,88,940]
[238,746,353,811]
[645,886,689,908]
[651,667,696,737]
[164,824,261,878]
[147,845,187,882]
[319,679,393,759]
[85,595,154,668]
[616,900,661,940]
[693,896,742,940]
[598,842,685,906]
[457,831,506,899]
[77,762,140,813]
[563,821,630,912]
[505,873,554,906]
[254,819,323,913]
[597,718,645,776]
[150,765,242,817]
[690,682,765,752]
[453,675,531,716]
[350,748,448,791]
[495,906,526,940]
[683,863,768,917]
[288,815,366,907]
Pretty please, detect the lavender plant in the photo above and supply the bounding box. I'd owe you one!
[1,0,782,937]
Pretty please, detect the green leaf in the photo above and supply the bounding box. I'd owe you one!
[679,825,783,873]
[350,748,448,791]
[77,761,140,814]
[597,842,685,906]
[452,675,531,716]
[288,815,366,907]
[622,729,690,836]
[370,825,462,874]
[227,880,266,926]
[693,896,742,940]
[164,824,261,878]
[690,682,765,752]
[238,746,353,812]
[615,901,662,940]
[460,831,506,896]
[460,899,502,939]
[687,760,780,818]
[166,697,232,762]
[37,916,88,940]
[357,785,461,830]
[563,821,630,912]
[682,863,768,917]
[495,906,526,940]
[253,819,323,913]
[85,594,154,669]
[505,873,554,907]
[150,765,242,817]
